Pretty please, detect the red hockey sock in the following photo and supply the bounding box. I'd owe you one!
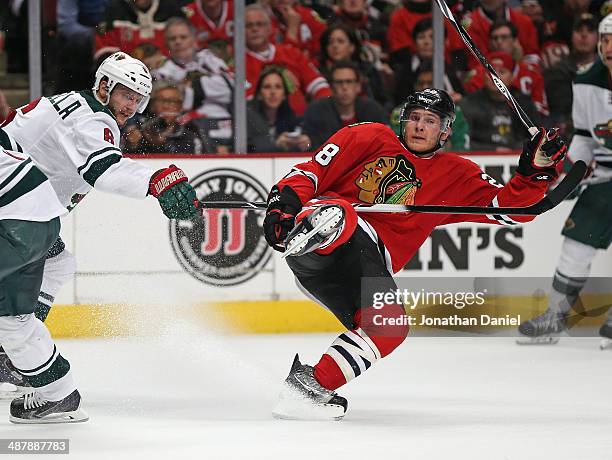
[314,304,409,390]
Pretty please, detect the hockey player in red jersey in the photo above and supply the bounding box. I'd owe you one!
[263,88,567,420]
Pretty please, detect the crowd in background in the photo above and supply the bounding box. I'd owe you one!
[0,0,610,153]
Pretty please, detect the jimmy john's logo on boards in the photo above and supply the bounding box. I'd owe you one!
[594,120,612,149]
[169,168,271,286]
[356,154,422,204]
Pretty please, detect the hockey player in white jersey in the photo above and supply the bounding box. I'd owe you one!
[0,52,201,423]
[518,14,612,348]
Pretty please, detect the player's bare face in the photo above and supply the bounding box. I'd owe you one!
[246,11,271,52]
[403,109,445,153]
[166,24,196,62]
[108,85,144,127]
[600,34,612,71]
[259,73,286,110]
[327,29,355,62]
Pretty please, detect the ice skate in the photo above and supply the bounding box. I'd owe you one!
[9,390,88,424]
[0,348,31,400]
[282,204,345,258]
[516,310,568,345]
[599,322,612,350]
[272,354,348,420]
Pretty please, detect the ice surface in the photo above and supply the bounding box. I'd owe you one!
[1,329,611,460]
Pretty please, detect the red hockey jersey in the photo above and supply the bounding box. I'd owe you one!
[462,7,540,66]
[246,44,331,116]
[387,6,464,55]
[269,5,327,59]
[182,0,234,49]
[276,123,547,273]
[464,61,549,116]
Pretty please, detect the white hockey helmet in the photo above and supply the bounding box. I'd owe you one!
[93,52,153,113]
[598,13,612,61]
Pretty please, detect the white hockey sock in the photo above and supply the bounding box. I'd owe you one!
[325,328,382,383]
[0,314,76,401]
[36,249,76,322]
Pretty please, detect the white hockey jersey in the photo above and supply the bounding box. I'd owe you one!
[0,148,66,221]
[1,91,154,210]
[570,59,612,180]
[153,49,233,118]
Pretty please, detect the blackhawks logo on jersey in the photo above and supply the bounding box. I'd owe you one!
[355,154,421,205]
[593,119,612,149]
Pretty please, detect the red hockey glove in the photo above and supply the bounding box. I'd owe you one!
[149,165,200,219]
[263,185,303,252]
[517,127,567,182]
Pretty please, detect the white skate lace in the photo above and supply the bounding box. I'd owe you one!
[23,392,47,410]
[534,311,566,332]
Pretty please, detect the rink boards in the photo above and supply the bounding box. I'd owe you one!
[47,153,612,336]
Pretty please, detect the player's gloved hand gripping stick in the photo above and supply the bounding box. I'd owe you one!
[149,165,201,219]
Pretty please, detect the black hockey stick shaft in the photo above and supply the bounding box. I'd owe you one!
[198,160,586,216]
[432,0,536,133]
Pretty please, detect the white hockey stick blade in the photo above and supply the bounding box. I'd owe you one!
[516,336,560,345]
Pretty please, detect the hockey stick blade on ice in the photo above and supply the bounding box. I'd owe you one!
[198,160,587,216]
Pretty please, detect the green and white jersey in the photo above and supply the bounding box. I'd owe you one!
[0,148,66,221]
[1,90,153,210]
[570,59,612,179]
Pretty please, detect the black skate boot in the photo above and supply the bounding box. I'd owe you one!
[272,354,348,420]
[516,310,568,345]
[282,204,344,258]
[10,390,89,424]
[599,321,612,350]
[0,347,31,399]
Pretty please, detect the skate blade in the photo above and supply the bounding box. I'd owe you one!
[0,383,29,400]
[272,387,346,421]
[272,398,346,421]
[516,336,560,345]
[282,207,343,259]
[9,408,89,424]
[600,338,612,350]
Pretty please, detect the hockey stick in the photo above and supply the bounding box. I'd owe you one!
[198,160,586,216]
[432,0,537,135]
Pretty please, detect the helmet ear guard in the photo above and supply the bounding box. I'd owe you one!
[93,52,153,113]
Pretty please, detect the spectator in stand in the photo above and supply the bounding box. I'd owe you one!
[94,0,183,62]
[0,90,11,125]
[245,4,331,116]
[387,0,466,70]
[302,62,387,150]
[319,24,388,107]
[248,66,310,152]
[463,20,549,116]
[390,63,469,151]
[153,17,233,119]
[460,51,540,151]
[329,0,387,66]
[132,42,167,72]
[181,0,234,55]
[392,18,464,105]
[265,0,327,59]
[544,13,599,138]
[462,0,540,66]
[56,0,108,92]
[122,81,213,154]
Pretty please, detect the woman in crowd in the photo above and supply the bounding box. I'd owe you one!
[319,23,389,107]
[248,66,311,152]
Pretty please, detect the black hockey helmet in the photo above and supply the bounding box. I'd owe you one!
[399,88,456,133]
